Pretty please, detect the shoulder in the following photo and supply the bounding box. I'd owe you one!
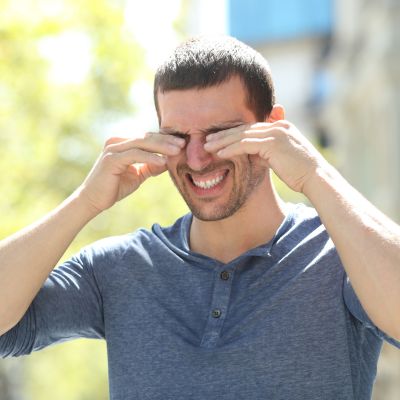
[75,228,158,266]
[282,203,324,239]
[75,213,189,267]
[273,203,335,258]
[290,202,320,224]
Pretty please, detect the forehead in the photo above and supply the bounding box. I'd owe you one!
[157,76,256,131]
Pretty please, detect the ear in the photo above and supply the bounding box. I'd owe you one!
[266,104,285,122]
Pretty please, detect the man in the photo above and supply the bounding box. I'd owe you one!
[1,35,400,399]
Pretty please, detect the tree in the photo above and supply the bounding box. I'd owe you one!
[0,0,187,398]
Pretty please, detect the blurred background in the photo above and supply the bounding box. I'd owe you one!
[0,0,399,398]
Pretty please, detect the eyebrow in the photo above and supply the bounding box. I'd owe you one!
[159,120,244,136]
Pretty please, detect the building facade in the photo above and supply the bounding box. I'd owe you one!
[186,0,399,397]
[322,1,400,397]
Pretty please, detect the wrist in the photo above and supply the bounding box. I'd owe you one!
[69,188,103,221]
[302,162,341,202]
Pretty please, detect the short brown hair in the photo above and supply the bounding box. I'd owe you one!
[154,35,275,123]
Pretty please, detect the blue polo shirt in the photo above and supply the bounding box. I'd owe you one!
[1,203,398,399]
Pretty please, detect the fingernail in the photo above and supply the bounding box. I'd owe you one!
[169,144,182,154]
[217,150,225,157]
[206,134,214,141]
[173,137,185,145]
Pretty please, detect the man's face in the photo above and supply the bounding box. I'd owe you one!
[157,76,267,221]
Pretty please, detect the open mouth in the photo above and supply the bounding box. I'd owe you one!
[187,169,229,192]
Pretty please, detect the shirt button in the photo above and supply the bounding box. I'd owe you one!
[212,309,222,318]
[220,271,230,280]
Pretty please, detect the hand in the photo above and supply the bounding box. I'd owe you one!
[77,132,185,213]
[204,120,328,193]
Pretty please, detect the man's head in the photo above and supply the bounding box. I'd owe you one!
[154,35,275,124]
[154,36,281,222]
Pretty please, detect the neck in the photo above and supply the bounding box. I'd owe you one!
[189,178,286,263]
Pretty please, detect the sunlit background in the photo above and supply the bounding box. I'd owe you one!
[1,0,399,399]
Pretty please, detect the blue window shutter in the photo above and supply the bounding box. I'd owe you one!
[228,0,333,43]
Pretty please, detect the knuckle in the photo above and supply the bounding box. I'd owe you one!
[103,144,114,153]
[242,124,251,133]
[104,137,119,147]
[242,137,252,145]
[129,137,142,147]
[104,138,114,147]
[144,131,155,139]
[102,152,115,163]
[276,120,291,130]
[275,128,287,137]
[268,136,277,147]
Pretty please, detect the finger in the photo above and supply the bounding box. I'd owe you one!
[105,132,185,154]
[103,148,168,174]
[204,125,275,153]
[106,132,185,152]
[135,162,167,182]
[106,132,184,147]
[205,123,250,142]
[205,122,276,142]
[104,136,129,148]
[106,135,183,153]
[116,148,169,166]
[216,137,275,159]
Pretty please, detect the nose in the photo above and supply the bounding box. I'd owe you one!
[185,135,213,171]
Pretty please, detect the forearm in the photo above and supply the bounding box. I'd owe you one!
[0,190,99,335]
[304,165,400,339]
[0,133,180,336]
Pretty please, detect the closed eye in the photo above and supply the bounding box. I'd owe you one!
[170,133,188,140]
[162,131,190,147]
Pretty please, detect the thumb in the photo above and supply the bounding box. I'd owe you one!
[104,136,129,147]
[135,162,168,182]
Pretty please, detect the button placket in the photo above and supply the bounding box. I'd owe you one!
[220,270,230,281]
[212,309,222,318]
[200,267,234,348]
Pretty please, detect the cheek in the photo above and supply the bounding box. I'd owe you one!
[249,153,269,168]
[234,155,265,183]
[232,154,250,171]
[166,154,181,171]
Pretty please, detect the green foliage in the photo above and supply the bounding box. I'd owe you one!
[24,340,109,400]
[0,1,305,399]
[0,0,146,235]
[0,1,186,399]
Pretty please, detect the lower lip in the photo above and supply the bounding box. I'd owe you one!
[187,171,229,197]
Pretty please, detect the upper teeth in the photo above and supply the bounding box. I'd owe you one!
[193,174,224,189]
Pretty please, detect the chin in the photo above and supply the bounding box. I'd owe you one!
[189,201,244,222]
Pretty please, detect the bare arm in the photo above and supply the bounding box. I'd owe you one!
[0,193,98,335]
[303,165,400,340]
[205,117,400,340]
[0,133,185,335]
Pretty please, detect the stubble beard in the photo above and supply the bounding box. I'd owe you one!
[169,157,266,222]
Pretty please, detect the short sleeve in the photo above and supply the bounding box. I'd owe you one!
[0,247,105,358]
[343,274,400,348]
